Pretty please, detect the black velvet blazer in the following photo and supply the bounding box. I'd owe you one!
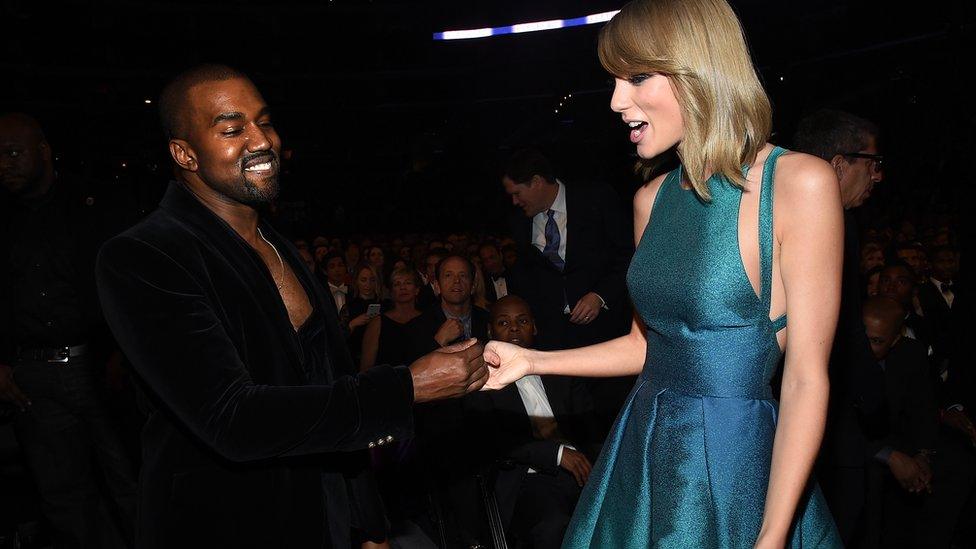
[96,182,415,549]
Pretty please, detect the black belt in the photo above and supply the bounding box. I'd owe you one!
[16,344,89,363]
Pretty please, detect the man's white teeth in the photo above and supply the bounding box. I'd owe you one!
[245,162,272,172]
[628,121,645,128]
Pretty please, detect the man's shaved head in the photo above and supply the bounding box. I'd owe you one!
[158,64,250,140]
[863,296,905,327]
[0,112,46,143]
[862,296,905,360]
[489,295,537,348]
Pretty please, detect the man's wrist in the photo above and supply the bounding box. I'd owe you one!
[557,443,577,466]
[395,365,415,404]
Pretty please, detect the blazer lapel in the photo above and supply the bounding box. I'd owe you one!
[541,376,569,419]
[158,182,305,380]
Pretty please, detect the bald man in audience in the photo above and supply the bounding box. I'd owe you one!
[466,296,601,549]
[861,296,938,548]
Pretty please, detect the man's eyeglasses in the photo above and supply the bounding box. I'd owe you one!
[842,152,884,173]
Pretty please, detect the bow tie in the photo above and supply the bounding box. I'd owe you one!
[940,281,953,294]
[331,284,348,294]
[490,272,506,282]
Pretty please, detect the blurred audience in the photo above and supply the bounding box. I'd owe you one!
[360,267,424,372]
[340,263,387,366]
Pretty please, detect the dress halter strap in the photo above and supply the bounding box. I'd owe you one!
[759,146,787,329]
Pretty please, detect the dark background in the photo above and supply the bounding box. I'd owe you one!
[3,0,973,236]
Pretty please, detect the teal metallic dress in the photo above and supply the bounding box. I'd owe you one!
[563,147,842,547]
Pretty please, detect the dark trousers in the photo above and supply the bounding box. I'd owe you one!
[12,356,137,549]
[920,432,976,548]
[819,465,867,546]
[509,469,581,549]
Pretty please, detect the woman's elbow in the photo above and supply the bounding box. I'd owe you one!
[780,365,830,398]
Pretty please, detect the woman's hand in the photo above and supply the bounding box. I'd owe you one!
[481,340,535,390]
[349,312,371,329]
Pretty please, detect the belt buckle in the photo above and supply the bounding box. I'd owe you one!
[47,347,70,363]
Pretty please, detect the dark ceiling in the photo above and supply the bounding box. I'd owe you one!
[3,0,973,233]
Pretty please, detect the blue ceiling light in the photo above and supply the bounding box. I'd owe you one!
[433,10,620,41]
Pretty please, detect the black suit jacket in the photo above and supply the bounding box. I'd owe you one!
[917,279,959,372]
[941,297,975,413]
[506,182,632,350]
[918,280,953,326]
[465,375,601,528]
[416,280,439,312]
[866,337,938,457]
[95,182,415,549]
[484,271,507,304]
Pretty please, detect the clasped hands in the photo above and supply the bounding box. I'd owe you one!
[408,337,532,401]
[888,450,933,495]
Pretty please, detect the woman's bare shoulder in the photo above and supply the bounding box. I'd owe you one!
[773,150,839,205]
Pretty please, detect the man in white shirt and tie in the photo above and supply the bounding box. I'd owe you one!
[319,251,348,312]
[467,295,601,549]
[478,242,509,303]
[501,148,633,431]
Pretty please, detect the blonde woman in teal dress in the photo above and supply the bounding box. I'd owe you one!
[482,0,844,547]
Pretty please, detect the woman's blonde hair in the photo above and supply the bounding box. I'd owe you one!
[598,0,772,200]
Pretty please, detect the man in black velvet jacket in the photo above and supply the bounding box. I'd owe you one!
[95,64,487,549]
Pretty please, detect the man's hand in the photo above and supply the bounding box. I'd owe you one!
[914,453,933,493]
[559,447,592,487]
[434,318,465,347]
[409,339,487,403]
[0,364,30,411]
[943,409,976,446]
[888,450,929,494]
[569,292,603,325]
[481,340,535,391]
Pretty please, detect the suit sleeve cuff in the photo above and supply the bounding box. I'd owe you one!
[875,446,894,464]
[353,364,415,449]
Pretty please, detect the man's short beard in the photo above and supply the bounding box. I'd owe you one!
[199,167,280,206]
[235,173,280,206]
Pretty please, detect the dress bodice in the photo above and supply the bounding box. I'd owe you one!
[627,147,787,399]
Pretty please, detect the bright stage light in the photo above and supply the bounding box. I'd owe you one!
[433,10,620,41]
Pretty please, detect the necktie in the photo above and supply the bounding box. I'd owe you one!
[940,281,952,294]
[543,209,565,271]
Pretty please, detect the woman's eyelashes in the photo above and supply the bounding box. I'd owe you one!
[628,73,654,85]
